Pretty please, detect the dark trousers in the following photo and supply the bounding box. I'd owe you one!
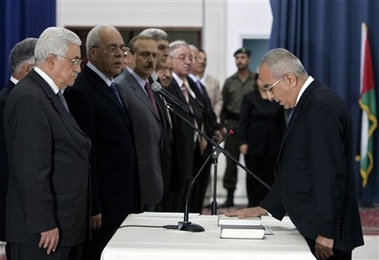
[222,133,240,190]
[8,242,83,260]
[305,237,352,260]
[244,154,275,207]
[82,225,117,260]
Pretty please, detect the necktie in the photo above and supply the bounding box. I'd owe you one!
[180,83,190,103]
[57,91,70,113]
[195,79,204,94]
[181,83,200,142]
[287,107,295,124]
[110,82,123,106]
[145,81,158,113]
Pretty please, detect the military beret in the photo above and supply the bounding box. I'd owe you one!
[234,47,251,57]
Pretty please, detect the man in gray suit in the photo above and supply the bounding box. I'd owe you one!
[115,35,166,211]
[4,27,91,259]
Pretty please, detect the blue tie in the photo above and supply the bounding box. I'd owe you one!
[110,82,123,106]
[287,108,295,124]
[195,80,203,94]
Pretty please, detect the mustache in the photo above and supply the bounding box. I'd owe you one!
[144,63,154,69]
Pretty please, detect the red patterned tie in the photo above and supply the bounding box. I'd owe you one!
[145,81,158,113]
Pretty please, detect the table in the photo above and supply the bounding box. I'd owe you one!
[101,212,315,260]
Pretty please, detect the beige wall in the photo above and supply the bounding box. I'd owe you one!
[57,0,272,85]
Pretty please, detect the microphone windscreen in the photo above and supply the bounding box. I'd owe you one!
[151,82,161,92]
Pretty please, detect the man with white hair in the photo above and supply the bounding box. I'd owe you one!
[64,25,141,260]
[4,27,91,259]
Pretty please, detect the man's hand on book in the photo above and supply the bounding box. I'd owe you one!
[225,206,268,218]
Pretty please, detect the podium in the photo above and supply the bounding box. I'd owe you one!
[101,212,315,260]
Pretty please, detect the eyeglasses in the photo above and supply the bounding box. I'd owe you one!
[264,75,286,93]
[58,56,82,67]
[194,57,207,62]
[173,55,194,62]
[92,45,129,56]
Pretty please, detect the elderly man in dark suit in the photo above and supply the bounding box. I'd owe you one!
[115,35,168,212]
[64,25,141,260]
[4,27,91,259]
[226,48,363,260]
[0,38,37,254]
[165,41,207,212]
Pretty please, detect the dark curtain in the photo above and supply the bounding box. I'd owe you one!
[269,0,379,204]
[1,0,56,88]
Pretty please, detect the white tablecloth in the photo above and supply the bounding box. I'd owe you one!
[101,212,315,260]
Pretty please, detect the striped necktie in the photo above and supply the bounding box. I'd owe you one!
[110,82,123,106]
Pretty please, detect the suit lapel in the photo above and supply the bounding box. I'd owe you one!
[171,80,189,106]
[125,70,161,121]
[276,80,320,163]
[28,70,87,136]
[83,67,127,115]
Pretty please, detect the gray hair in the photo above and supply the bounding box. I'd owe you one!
[139,28,168,41]
[86,25,119,57]
[34,27,81,64]
[188,44,198,52]
[168,40,188,58]
[8,37,38,74]
[258,48,308,78]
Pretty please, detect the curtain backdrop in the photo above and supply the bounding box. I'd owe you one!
[269,0,379,204]
[0,0,56,88]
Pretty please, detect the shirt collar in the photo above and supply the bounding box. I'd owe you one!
[87,61,113,86]
[34,67,60,94]
[295,76,314,106]
[10,76,19,85]
[172,72,184,88]
[130,70,148,89]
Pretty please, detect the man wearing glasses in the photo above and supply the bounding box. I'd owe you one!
[4,27,91,259]
[226,48,363,260]
[64,25,141,260]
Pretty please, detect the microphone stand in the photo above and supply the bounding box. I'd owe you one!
[211,141,223,215]
[165,103,271,232]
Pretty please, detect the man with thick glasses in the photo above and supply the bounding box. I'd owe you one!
[165,40,203,212]
[64,25,141,260]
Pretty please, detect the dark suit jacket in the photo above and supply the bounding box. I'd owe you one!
[0,80,15,241]
[261,79,364,252]
[239,90,285,157]
[4,70,91,246]
[64,65,140,227]
[188,76,220,137]
[115,70,166,207]
[166,79,196,183]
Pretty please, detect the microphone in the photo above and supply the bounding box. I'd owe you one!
[176,126,237,232]
[151,81,190,113]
